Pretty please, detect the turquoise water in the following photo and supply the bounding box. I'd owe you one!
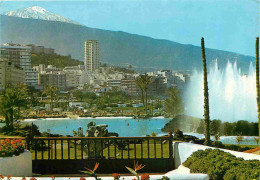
[186,133,259,145]
[23,117,171,137]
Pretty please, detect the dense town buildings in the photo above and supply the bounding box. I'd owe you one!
[39,71,66,90]
[27,44,55,55]
[0,43,189,94]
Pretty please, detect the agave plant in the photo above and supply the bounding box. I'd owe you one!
[125,161,145,180]
[254,137,260,145]
[83,162,100,180]
[236,135,243,145]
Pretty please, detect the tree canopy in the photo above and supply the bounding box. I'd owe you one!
[0,84,28,130]
[165,87,184,118]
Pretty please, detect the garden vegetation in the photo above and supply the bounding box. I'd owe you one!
[183,149,260,180]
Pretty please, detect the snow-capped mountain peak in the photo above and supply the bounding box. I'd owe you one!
[3,6,81,25]
[30,6,46,13]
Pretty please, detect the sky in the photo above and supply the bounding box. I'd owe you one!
[0,0,259,56]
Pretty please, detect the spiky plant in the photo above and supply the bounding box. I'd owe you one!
[201,37,211,146]
[236,135,243,145]
[256,37,260,138]
[125,161,145,180]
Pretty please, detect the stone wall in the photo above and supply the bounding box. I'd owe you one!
[0,150,32,176]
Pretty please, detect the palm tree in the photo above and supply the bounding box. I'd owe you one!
[135,74,152,114]
[135,76,145,106]
[201,37,211,146]
[142,74,152,114]
[0,84,28,130]
[43,86,58,111]
[256,37,260,137]
[0,97,10,128]
[165,87,184,117]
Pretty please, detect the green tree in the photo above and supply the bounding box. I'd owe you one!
[73,90,85,101]
[143,74,152,114]
[196,120,205,134]
[135,74,152,114]
[210,120,222,136]
[165,87,184,118]
[0,84,28,130]
[43,86,58,111]
[256,37,260,137]
[201,37,211,146]
[135,75,145,106]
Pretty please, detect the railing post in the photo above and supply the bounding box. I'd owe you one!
[25,133,33,150]
[169,132,173,158]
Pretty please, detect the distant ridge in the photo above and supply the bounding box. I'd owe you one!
[0,6,254,72]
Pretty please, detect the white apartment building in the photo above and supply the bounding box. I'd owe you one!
[0,59,25,90]
[84,40,100,72]
[26,69,39,87]
[0,44,38,87]
[63,66,85,88]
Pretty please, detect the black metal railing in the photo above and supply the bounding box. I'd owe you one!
[28,133,173,161]
[1,133,174,173]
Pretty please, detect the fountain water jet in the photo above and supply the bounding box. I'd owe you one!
[185,60,257,122]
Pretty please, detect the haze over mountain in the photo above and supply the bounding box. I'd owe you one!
[0,6,254,72]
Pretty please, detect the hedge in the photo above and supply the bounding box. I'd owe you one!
[183,149,260,180]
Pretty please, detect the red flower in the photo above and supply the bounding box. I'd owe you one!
[30,178,36,180]
[0,175,4,179]
[132,179,137,180]
[80,177,85,180]
[51,176,55,180]
[112,173,120,178]
[141,173,150,180]
[7,175,11,179]
[21,178,26,180]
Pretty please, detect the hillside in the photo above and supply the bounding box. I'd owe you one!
[0,15,254,72]
[31,53,83,68]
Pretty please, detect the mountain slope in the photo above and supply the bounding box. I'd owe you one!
[0,15,254,72]
[3,6,80,25]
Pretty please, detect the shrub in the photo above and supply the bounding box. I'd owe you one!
[173,130,198,142]
[183,149,260,180]
[0,139,25,157]
[157,176,170,180]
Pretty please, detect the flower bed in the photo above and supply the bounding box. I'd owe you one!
[0,139,25,157]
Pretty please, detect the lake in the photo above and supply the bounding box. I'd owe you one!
[23,117,171,137]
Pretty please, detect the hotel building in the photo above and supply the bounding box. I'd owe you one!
[84,40,100,72]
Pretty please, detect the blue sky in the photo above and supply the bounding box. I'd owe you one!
[0,0,259,56]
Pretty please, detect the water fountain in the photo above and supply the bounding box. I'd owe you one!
[185,59,257,122]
